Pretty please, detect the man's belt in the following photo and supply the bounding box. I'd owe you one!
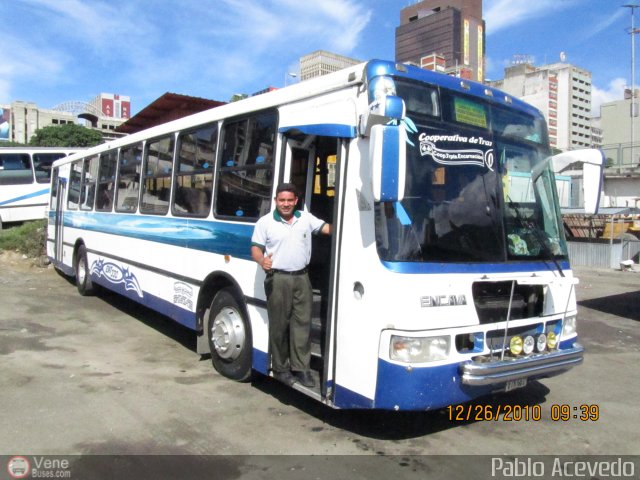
[269,268,308,275]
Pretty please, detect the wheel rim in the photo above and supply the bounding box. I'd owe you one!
[211,307,246,360]
[77,255,86,285]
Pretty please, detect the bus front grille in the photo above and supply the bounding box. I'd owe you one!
[472,281,543,324]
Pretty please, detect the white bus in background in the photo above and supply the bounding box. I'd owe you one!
[47,60,603,410]
[0,147,83,229]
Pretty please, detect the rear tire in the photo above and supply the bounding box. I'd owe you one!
[208,288,252,382]
[75,245,96,296]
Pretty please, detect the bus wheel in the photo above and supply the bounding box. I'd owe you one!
[208,288,252,382]
[75,245,96,296]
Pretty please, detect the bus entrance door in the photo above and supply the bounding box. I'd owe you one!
[53,177,66,264]
[286,135,340,395]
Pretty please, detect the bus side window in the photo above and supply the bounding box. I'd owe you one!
[0,153,32,186]
[115,143,143,213]
[214,111,276,220]
[80,155,99,211]
[141,136,175,215]
[67,161,83,210]
[173,123,217,217]
[33,153,65,184]
[50,168,59,210]
[96,150,118,212]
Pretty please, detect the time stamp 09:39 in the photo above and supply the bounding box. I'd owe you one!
[447,404,600,422]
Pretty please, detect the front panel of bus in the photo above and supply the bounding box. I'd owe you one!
[330,62,581,410]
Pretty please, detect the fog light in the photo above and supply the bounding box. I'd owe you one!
[522,335,535,355]
[535,333,547,352]
[547,331,558,350]
[509,336,523,355]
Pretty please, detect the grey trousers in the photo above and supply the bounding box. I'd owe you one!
[264,272,313,373]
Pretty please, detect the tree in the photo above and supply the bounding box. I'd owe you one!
[29,123,103,147]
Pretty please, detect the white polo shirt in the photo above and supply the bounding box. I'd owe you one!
[251,209,325,271]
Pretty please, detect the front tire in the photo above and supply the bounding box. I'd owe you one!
[208,288,252,382]
[75,245,96,296]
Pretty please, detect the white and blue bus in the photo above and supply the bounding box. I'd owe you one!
[0,147,83,229]
[47,60,603,410]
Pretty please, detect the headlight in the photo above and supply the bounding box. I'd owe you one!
[535,333,547,353]
[390,335,450,363]
[562,316,577,337]
[546,331,558,350]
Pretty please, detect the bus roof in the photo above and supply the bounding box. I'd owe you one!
[53,59,543,167]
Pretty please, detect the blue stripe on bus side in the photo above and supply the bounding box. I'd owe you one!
[63,211,254,259]
[92,271,197,330]
[0,187,50,206]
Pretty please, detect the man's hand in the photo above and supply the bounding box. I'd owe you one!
[261,252,273,272]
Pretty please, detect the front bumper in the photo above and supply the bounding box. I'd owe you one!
[460,343,584,386]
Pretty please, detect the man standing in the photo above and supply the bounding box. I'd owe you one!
[251,183,331,388]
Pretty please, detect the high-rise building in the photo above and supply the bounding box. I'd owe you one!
[395,0,485,82]
[488,61,593,152]
[299,50,361,81]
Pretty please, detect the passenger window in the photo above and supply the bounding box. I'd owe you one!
[173,124,217,217]
[141,136,175,215]
[33,153,65,184]
[115,143,143,213]
[0,153,32,185]
[50,168,58,210]
[80,156,99,211]
[96,150,118,212]
[215,111,276,220]
[67,161,82,210]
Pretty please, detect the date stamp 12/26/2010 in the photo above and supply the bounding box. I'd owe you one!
[447,403,600,422]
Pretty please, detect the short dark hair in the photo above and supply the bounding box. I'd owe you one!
[275,182,298,197]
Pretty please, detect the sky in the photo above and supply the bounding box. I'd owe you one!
[0,0,635,118]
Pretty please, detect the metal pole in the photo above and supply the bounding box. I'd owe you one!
[624,5,640,167]
[633,8,636,167]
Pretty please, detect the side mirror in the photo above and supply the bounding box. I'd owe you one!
[359,95,406,137]
[551,149,604,214]
[370,124,406,202]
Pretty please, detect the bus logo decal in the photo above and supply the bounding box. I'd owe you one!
[173,282,194,310]
[421,294,467,307]
[90,259,143,298]
[418,133,494,170]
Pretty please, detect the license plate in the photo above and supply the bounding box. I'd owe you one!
[505,378,527,392]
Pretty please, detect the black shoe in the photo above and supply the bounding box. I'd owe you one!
[273,371,296,386]
[293,371,315,388]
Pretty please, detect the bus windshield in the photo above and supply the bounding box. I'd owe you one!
[375,81,567,263]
